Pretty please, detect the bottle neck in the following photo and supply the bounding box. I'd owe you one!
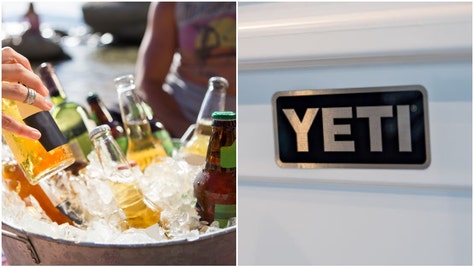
[196,88,226,123]
[126,119,155,143]
[91,130,132,173]
[88,98,114,124]
[40,72,67,106]
[204,120,236,170]
[50,93,66,106]
[196,78,228,123]
[118,88,148,124]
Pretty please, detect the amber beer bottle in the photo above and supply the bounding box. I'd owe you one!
[2,160,73,225]
[1,97,75,185]
[38,63,95,174]
[194,111,236,228]
[86,92,128,154]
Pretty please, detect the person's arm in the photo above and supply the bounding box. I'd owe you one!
[135,2,191,138]
[2,47,53,139]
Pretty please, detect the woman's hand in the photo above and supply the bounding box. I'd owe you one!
[2,47,53,139]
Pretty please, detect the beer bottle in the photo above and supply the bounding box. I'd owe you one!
[86,92,128,154]
[2,159,74,225]
[38,173,86,226]
[2,97,75,185]
[37,63,95,174]
[115,74,167,171]
[194,111,236,228]
[89,124,161,229]
[181,77,227,166]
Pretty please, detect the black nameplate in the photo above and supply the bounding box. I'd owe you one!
[272,85,430,169]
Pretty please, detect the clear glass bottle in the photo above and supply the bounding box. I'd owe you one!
[181,77,227,166]
[194,111,236,228]
[115,74,167,171]
[87,92,128,154]
[89,124,161,229]
[37,63,95,174]
[1,97,75,185]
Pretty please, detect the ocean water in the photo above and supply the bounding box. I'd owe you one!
[1,1,140,110]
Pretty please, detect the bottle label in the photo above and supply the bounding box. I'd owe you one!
[214,204,236,228]
[23,111,68,152]
[220,141,236,168]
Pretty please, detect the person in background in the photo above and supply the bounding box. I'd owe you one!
[2,47,53,139]
[23,2,41,35]
[135,2,236,138]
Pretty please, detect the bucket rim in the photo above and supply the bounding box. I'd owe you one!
[2,221,236,248]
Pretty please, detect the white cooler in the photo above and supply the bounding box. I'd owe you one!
[238,2,471,265]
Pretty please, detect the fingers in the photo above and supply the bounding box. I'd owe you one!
[2,114,41,140]
[2,47,48,97]
[2,82,53,111]
[1,61,49,97]
[2,46,33,71]
[2,47,49,100]
[2,47,48,140]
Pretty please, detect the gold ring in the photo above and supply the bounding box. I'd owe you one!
[24,88,36,105]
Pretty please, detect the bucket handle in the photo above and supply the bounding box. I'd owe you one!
[2,229,41,264]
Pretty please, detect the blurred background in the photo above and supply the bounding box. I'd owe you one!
[1,1,150,109]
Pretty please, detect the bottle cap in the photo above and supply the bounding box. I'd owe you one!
[209,76,228,89]
[212,111,236,120]
[114,74,135,88]
[89,124,111,139]
[37,62,54,76]
[86,92,99,102]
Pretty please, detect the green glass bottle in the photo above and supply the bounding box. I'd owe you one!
[142,102,174,156]
[38,63,95,173]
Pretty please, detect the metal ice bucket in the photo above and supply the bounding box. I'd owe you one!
[2,222,236,265]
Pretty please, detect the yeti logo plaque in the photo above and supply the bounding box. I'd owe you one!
[272,85,430,169]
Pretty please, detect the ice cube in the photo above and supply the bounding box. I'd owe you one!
[1,150,234,246]
[57,223,87,243]
[186,229,200,241]
[112,228,158,244]
[143,223,167,241]
[85,219,121,243]
[20,213,57,238]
